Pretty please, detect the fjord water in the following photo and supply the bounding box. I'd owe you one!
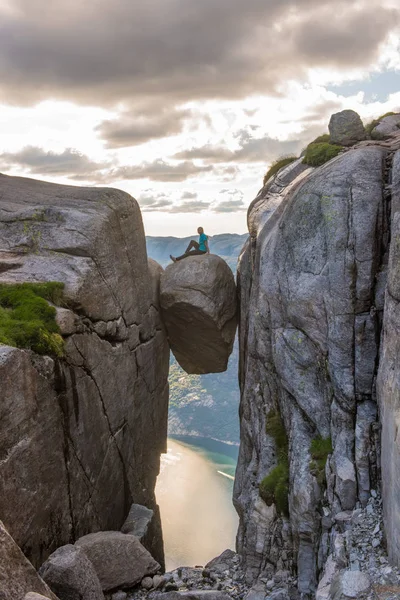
[156,436,239,570]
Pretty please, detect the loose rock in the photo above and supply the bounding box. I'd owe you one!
[39,544,104,600]
[75,531,160,591]
[141,577,154,590]
[329,109,366,146]
[160,254,237,374]
[330,570,371,599]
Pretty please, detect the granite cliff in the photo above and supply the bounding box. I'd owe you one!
[0,173,237,598]
[0,174,170,570]
[2,110,400,600]
[233,111,400,598]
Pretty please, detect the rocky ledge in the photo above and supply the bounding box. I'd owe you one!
[160,254,237,374]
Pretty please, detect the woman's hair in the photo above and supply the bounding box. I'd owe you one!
[197,226,204,233]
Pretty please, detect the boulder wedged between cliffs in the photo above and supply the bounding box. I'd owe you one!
[160,254,237,375]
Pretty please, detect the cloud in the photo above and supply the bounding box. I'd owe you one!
[137,191,209,213]
[212,199,247,213]
[0,147,213,183]
[96,107,193,147]
[0,146,109,177]
[174,145,234,162]
[108,160,213,182]
[0,0,397,107]
[181,191,198,199]
[169,200,211,213]
[137,192,174,212]
[174,133,301,164]
[209,188,246,213]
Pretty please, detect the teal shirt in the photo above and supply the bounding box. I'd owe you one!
[199,233,208,252]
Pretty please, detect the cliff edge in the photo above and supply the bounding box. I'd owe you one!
[234,113,400,597]
[0,173,169,569]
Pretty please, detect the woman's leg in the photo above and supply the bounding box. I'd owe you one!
[185,240,199,252]
[176,250,206,261]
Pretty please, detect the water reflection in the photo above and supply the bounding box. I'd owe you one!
[156,438,239,571]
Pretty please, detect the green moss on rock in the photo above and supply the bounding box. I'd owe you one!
[302,142,342,167]
[0,282,65,357]
[310,435,333,486]
[263,156,298,186]
[259,410,290,516]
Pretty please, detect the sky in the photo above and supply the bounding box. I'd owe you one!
[0,0,399,236]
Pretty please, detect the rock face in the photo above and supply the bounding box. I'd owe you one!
[371,114,400,140]
[329,570,370,599]
[121,503,152,537]
[0,174,169,568]
[234,138,398,595]
[153,593,232,600]
[377,149,400,567]
[39,544,104,600]
[160,254,237,374]
[75,531,160,591]
[0,521,58,600]
[329,109,366,146]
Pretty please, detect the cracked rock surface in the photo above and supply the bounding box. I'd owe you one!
[0,174,169,569]
[0,520,58,600]
[234,133,400,597]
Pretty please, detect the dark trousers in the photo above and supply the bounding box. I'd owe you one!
[176,240,207,261]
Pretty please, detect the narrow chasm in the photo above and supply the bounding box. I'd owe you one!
[3,111,400,600]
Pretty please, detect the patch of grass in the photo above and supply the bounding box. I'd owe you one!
[311,134,331,144]
[310,435,333,487]
[265,409,288,457]
[259,410,289,516]
[263,156,298,186]
[365,112,397,136]
[302,142,342,167]
[0,282,65,357]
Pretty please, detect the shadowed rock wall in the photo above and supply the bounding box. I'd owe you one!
[234,142,395,595]
[377,149,400,567]
[0,173,169,568]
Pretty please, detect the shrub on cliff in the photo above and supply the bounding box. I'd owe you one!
[302,142,342,167]
[259,410,289,516]
[310,133,331,144]
[263,156,298,186]
[310,435,333,486]
[0,282,65,356]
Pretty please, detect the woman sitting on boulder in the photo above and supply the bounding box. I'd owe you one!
[170,227,210,262]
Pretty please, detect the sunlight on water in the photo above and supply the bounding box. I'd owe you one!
[156,439,239,570]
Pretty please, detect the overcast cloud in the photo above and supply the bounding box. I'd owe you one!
[0,146,110,177]
[0,0,398,107]
[0,0,399,234]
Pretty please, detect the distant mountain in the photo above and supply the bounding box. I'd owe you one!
[146,233,245,444]
[146,233,248,270]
